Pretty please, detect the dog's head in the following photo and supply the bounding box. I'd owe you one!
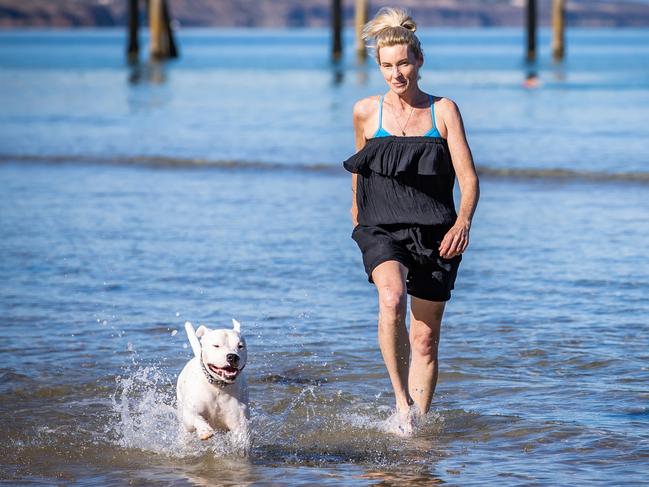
[196,319,247,385]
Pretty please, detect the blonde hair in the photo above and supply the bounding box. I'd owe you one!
[362,7,423,64]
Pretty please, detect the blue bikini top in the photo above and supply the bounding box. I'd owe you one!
[373,94,442,138]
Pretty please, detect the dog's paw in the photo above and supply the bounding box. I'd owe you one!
[197,427,215,441]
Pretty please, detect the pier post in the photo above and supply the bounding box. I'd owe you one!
[332,0,343,62]
[127,0,139,62]
[355,0,369,62]
[149,0,178,60]
[149,0,163,59]
[552,0,565,61]
[526,0,537,61]
[161,0,178,58]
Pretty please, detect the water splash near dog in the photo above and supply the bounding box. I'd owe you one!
[109,361,247,458]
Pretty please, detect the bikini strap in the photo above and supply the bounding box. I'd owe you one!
[377,95,384,132]
[429,94,437,132]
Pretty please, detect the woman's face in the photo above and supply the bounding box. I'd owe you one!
[378,44,423,95]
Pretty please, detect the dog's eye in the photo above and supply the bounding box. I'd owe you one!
[213,345,220,348]
[238,343,245,349]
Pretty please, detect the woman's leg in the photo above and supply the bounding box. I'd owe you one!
[371,260,412,412]
[408,296,446,414]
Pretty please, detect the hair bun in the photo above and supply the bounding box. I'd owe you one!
[362,7,417,41]
[400,18,416,33]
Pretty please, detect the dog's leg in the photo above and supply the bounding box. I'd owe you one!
[184,412,215,440]
[223,405,251,454]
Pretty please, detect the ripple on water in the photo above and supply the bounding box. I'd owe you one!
[3,162,649,484]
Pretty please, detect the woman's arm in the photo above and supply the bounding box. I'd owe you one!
[351,98,373,227]
[438,98,480,259]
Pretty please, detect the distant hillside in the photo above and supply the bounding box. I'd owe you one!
[1,0,649,28]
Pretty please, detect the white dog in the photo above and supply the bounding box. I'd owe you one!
[176,319,249,446]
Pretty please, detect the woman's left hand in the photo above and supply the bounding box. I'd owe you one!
[437,98,479,260]
[439,222,470,259]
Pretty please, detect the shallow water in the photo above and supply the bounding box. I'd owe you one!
[1,161,649,485]
[1,27,649,485]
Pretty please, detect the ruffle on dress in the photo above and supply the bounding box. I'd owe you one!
[343,136,452,178]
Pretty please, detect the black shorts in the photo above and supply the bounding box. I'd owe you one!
[351,224,462,302]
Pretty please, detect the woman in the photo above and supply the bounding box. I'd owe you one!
[343,7,479,434]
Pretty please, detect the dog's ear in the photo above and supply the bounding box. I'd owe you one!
[195,325,209,338]
[232,319,241,332]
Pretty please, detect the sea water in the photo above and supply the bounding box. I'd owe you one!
[1,28,648,173]
[1,28,649,485]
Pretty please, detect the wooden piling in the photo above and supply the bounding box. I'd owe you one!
[552,0,565,61]
[149,0,178,60]
[332,0,343,62]
[149,0,164,59]
[161,0,178,58]
[526,0,537,61]
[127,0,139,62]
[355,0,369,61]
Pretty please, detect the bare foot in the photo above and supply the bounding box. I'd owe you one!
[383,407,417,437]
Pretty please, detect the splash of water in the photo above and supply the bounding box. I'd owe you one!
[109,362,247,458]
[342,405,444,438]
[107,357,446,465]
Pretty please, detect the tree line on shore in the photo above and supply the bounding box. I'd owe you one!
[1,0,648,28]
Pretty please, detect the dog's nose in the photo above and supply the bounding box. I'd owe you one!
[226,353,240,367]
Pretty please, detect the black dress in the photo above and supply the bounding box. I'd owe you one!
[343,135,461,301]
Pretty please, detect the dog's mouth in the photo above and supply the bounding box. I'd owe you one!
[207,364,240,382]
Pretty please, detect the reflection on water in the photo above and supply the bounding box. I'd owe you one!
[331,62,345,86]
[360,469,445,486]
[128,59,169,85]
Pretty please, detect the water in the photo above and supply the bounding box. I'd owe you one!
[1,28,648,172]
[1,28,649,485]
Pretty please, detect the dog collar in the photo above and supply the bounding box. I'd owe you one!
[199,349,246,388]
[200,355,231,388]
